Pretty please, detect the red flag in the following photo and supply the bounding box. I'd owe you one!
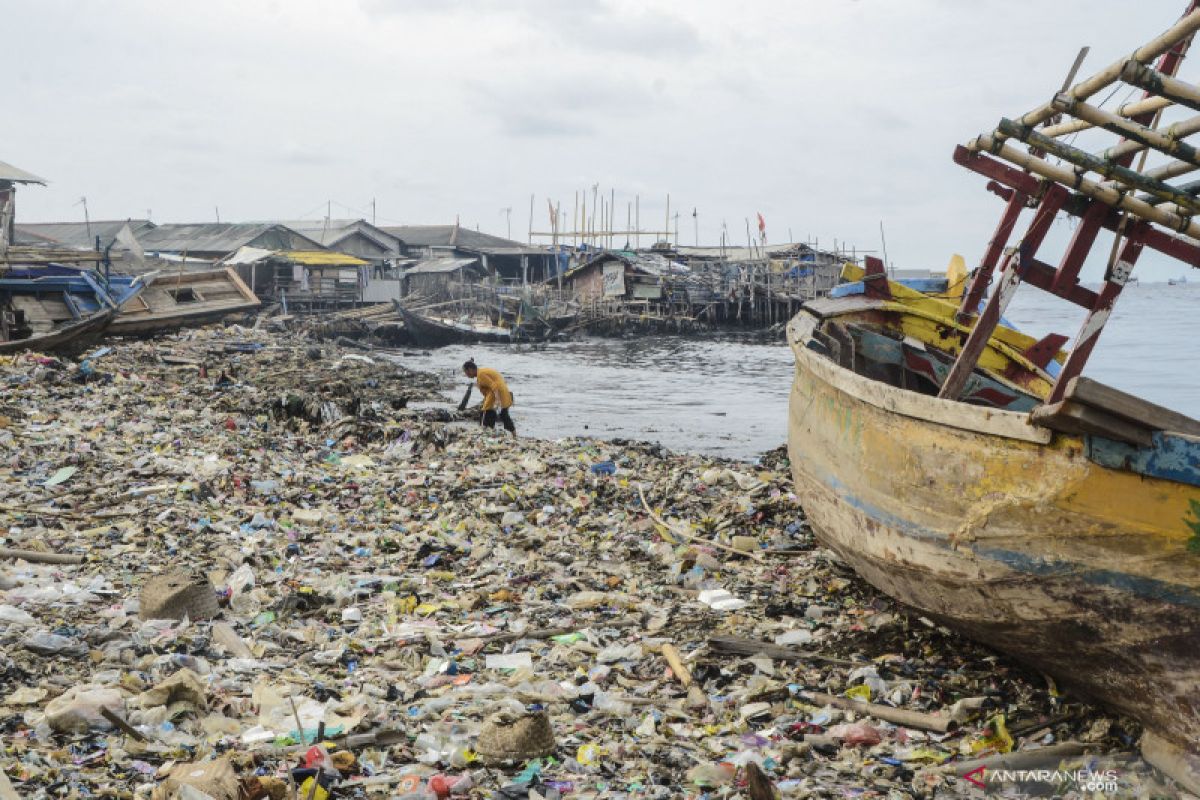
[756,212,766,235]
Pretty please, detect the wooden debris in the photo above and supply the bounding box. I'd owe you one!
[800,690,959,733]
[745,761,777,800]
[0,547,85,565]
[708,636,861,667]
[100,707,147,742]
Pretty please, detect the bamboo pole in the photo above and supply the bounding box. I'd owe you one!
[801,691,959,733]
[996,117,1200,213]
[1040,95,1173,138]
[1012,9,1200,130]
[1098,112,1200,166]
[0,547,85,564]
[1121,59,1200,112]
[1050,95,1200,166]
[968,133,1200,238]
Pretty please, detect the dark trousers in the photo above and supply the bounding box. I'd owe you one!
[482,407,516,433]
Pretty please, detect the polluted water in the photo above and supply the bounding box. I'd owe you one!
[0,323,1186,799]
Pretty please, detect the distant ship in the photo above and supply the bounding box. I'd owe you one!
[1169,275,1189,285]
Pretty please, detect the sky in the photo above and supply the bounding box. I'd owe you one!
[3,0,1198,280]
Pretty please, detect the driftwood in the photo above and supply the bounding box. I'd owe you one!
[100,707,147,742]
[946,741,1091,776]
[708,635,862,667]
[0,547,85,565]
[661,642,709,709]
[482,617,640,648]
[801,690,958,733]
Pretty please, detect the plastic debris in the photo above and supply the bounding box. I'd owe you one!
[0,326,1173,798]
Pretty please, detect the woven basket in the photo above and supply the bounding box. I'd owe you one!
[140,570,219,621]
[475,711,557,764]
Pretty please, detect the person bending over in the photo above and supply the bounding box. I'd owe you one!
[458,358,516,435]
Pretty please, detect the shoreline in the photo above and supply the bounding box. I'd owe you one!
[0,325,1177,797]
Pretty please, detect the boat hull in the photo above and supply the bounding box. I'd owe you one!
[396,304,515,347]
[108,268,259,336]
[787,312,1200,755]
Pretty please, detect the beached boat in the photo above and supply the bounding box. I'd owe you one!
[787,9,1200,789]
[395,303,520,347]
[0,269,145,354]
[108,267,259,336]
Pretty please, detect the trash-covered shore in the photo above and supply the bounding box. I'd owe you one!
[0,327,1181,798]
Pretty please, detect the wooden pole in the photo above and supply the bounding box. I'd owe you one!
[939,184,1069,400]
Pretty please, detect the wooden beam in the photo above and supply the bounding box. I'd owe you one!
[939,186,1069,401]
[968,134,1200,238]
[1047,228,1146,404]
[1030,400,1154,447]
[959,188,1027,322]
[1066,376,1200,435]
[954,148,1200,267]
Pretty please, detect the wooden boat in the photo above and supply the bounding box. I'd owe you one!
[0,270,145,354]
[108,267,259,336]
[787,9,1200,789]
[395,303,519,347]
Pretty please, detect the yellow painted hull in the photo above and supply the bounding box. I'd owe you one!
[787,309,1200,756]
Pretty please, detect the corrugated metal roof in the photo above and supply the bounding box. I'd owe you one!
[0,160,47,185]
[405,257,481,275]
[139,223,325,255]
[273,219,401,253]
[380,224,548,255]
[15,220,155,249]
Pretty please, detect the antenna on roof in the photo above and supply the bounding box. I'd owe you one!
[215,206,220,224]
[74,197,91,241]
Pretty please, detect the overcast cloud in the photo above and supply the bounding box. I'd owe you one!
[3,0,1195,279]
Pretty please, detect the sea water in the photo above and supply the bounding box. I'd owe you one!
[389,282,1198,461]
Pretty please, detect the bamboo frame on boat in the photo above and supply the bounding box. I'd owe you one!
[1011,9,1200,130]
[995,118,1200,213]
[1120,59,1200,112]
[1051,95,1200,166]
[967,133,1200,237]
[1039,95,1174,138]
[1099,112,1200,164]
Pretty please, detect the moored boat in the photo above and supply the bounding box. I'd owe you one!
[396,302,533,347]
[787,8,1200,790]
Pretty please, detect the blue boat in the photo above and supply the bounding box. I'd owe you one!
[0,267,146,353]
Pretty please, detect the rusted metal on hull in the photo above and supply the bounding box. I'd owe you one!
[787,310,1200,758]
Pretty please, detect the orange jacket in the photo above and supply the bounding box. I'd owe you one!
[476,367,513,411]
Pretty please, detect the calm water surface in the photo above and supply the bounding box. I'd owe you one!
[388,336,793,461]
[386,282,1198,461]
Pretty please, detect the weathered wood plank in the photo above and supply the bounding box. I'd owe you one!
[1066,376,1200,436]
[1031,399,1155,448]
